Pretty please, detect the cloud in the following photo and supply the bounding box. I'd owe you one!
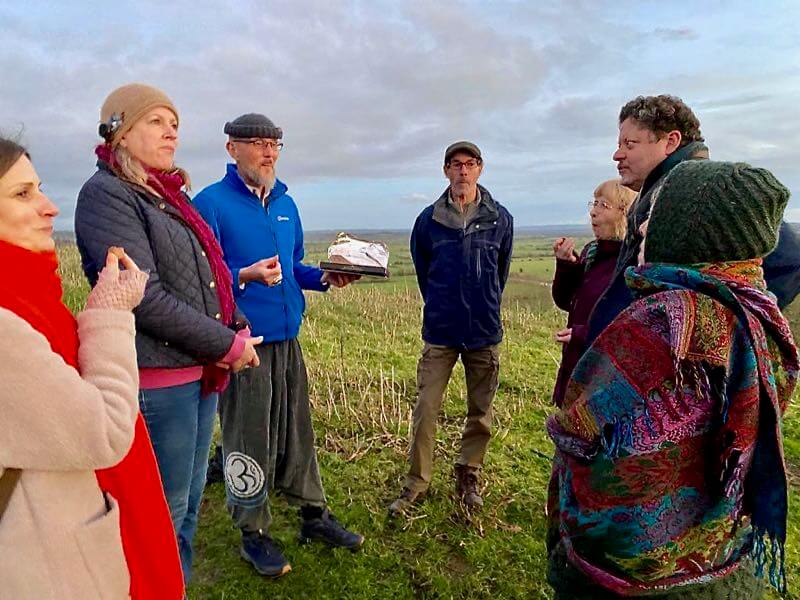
[400,192,433,204]
[695,93,772,111]
[652,27,698,41]
[1,0,798,231]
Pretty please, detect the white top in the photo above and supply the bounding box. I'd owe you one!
[327,233,389,269]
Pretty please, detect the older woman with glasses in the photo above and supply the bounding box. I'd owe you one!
[74,83,262,585]
[550,179,636,407]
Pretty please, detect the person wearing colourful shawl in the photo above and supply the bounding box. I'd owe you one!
[0,137,183,599]
[74,84,262,584]
[546,160,798,599]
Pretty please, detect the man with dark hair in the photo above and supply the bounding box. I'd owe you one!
[194,113,363,579]
[389,141,513,516]
[615,95,705,247]
[587,94,800,343]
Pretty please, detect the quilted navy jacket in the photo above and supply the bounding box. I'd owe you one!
[410,185,513,350]
[74,163,239,368]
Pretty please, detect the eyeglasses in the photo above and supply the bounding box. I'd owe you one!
[588,199,621,210]
[448,159,481,170]
[233,139,284,151]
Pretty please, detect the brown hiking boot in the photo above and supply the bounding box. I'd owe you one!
[388,487,425,516]
[455,465,483,510]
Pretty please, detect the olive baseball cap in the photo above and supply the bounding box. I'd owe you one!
[444,141,481,164]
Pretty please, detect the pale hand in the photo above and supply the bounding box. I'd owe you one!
[553,237,578,263]
[240,256,282,286]
[554,327,572,344]
[321,272,361,288]
[86,248,148,311]
[227,336,263,373]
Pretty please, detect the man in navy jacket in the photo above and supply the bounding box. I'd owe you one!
[389,141,513,515]
[194,113,362,579]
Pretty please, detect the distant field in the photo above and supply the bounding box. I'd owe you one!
[56,234,799,600]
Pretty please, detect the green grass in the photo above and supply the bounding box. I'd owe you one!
[55,236,800,600]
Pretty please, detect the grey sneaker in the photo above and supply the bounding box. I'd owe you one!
[388,487,426,516]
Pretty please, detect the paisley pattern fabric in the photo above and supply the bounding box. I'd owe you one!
[582,239,599,272]
[547,259,798,596]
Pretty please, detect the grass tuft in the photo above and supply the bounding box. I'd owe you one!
[55,235,799,600]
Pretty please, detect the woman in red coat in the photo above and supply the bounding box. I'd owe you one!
[550,179,636,407]
[0,136,183,599]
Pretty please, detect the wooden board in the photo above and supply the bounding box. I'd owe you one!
[319,261,389,278]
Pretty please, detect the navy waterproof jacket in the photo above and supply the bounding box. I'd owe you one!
[763,221,800,309]
[410,185,513,350]
[194,164,327,343]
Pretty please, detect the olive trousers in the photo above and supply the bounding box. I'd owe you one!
[404,342,500,493]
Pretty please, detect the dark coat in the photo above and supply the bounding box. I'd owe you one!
[551,239,621,407]
[586,142,709,344]
[587,142,800,344]
[764,221,800,309]
[410,185,513,350]
[74,163,239,368]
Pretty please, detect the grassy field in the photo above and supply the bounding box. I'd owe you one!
[57,234,800,599]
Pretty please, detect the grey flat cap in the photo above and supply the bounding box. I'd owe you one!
[224,113,283,139]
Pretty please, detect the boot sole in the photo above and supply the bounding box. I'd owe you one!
[299,533,364,552]
[457,495,484,511]
[240,547,292,578]
[388,492,427,517]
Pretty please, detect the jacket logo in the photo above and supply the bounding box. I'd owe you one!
[277,215,290,222]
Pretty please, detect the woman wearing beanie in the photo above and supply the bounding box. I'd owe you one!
[74,83,262,586]
[0,137,164,598]
[550,179,636,408]
[546,160,798,599]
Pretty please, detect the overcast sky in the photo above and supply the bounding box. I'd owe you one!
[2,0,799,231]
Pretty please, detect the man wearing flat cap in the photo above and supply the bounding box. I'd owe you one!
[389,141,514,516]
[194,113,361,578]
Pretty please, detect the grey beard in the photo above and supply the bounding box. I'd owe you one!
[238,164,276,194]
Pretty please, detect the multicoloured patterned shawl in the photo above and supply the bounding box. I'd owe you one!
[547,259,798,596]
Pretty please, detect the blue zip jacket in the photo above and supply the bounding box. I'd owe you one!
[411,185,513,350]
[194,164,327,342]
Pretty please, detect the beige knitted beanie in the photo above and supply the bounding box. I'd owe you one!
[99,83,178,146]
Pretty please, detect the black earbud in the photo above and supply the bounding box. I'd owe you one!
[98,113,123,142]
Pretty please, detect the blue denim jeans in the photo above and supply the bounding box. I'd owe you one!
[139,381,217,583]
